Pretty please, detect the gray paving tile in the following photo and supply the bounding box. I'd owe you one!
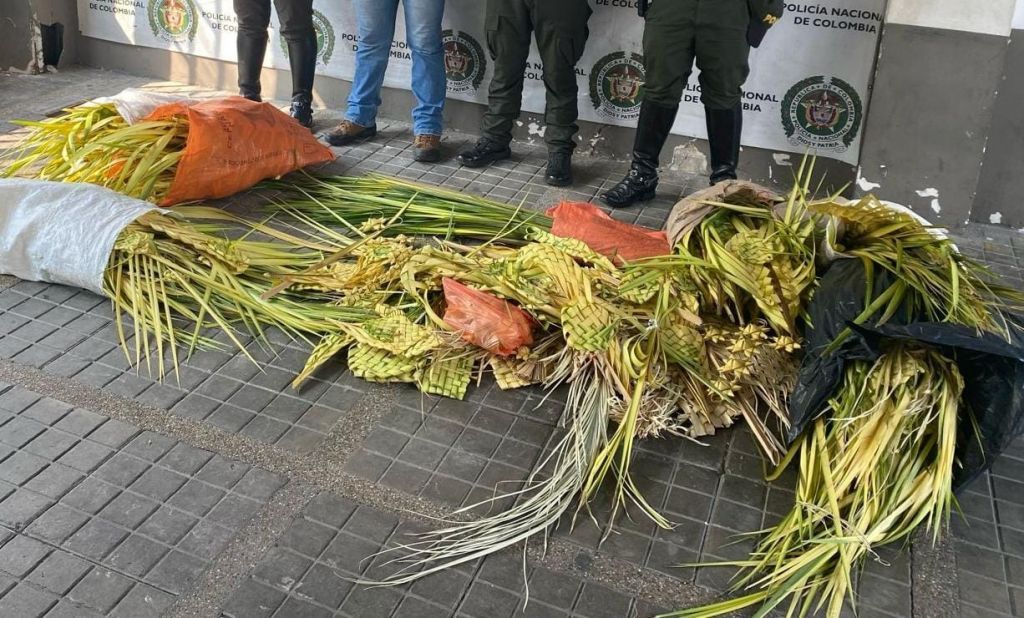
[0,581,59,615]
[228,492,659,618]
[346,388,560,514]
[0,284,364,455]
[107,584,175,618]
[0,385,285,614]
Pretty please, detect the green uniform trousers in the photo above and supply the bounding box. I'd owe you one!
[480,0,592,153]
[642,0,751,110]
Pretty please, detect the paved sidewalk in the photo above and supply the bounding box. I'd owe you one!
[0,66,1023,618]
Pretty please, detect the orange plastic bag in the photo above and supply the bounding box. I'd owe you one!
[145,97,334,206]
[546,202,670,263]
[442,277,534,356]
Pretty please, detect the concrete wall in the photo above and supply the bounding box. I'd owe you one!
[855,0,1017,227]
[973,18,1024,227]
[0,0,43,73]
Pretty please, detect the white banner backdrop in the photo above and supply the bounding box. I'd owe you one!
[77,0,884,164]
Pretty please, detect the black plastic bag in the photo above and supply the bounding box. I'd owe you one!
[789,258,1024,490]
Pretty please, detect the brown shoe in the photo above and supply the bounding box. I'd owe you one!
[323,119,377,147]
[414,134,442,163]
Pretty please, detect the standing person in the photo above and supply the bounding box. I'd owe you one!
[323,1,447,163]
[234,0,317,128]
[457,0,592,187]
[602,0,784,208]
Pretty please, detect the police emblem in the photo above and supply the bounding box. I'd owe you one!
[589,52,646,121]
[782,76,863,152]
[280,10,335,64]
[442,30,486,93]
[148,0,198,42]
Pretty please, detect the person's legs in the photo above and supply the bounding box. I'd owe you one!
[347,0,400,127]
[274,0,316,127]
[404,0,446,136]
[404,0,446,162]
[325,0,399,145]
[458,0,532,167]
[695,0,750,184]
[529,0,591,185]
[603,0,696,207]
[530,0,591,155]
[233,0,272,101]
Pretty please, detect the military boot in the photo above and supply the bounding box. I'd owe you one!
[457,137,512,168]
[237,34,268,102]
[286,34,317,129]
[602,100,678,208]
[546,151,573,187]
[706,103,743,185]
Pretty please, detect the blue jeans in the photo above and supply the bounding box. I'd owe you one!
[346,0,446,135]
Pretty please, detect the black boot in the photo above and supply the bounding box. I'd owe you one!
[457,137,512,168]
[286,34,317,129]
[602,100,678,208]
[237,32,268,102]
[706,103,743,185]
[546,151,572,186]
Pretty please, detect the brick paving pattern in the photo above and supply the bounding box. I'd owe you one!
[0,383,284,617]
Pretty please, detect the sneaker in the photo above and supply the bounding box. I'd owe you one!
[414,134,442,163]
[323,120,377,147]
[290,101,313,129]
[457,137,511,168]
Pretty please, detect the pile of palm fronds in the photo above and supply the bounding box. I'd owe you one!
[56,163,1019,613]
[668,343,962,618]
[2,102,186,202]
[104,207,373,377]
[261,172,550,241]
[252,171,1019,607]
[814,197,1018,345]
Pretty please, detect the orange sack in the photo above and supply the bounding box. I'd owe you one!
[442,277,534,356]
[546,202,670,263]
[145,97,334,206]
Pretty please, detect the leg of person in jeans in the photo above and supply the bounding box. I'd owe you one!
[404,0,446,162]
[234,0,272,101]
[324,0,400,146]
[273,0,317,128]
[457,0,531,168]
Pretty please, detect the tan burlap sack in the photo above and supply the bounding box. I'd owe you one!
[665,180,785,246]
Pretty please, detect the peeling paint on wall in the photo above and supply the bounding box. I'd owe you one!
[669,143,707,175]
[856,166,882,191]
[916,187,942,214]
[1,2,45,73]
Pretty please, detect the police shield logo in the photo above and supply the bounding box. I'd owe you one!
[148,0,198,42]
[590,52,646,121]
[782,76,863,153]
[443,30,486,94]
[281,10,335,64]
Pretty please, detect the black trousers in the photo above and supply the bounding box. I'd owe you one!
[233,0,316,102]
